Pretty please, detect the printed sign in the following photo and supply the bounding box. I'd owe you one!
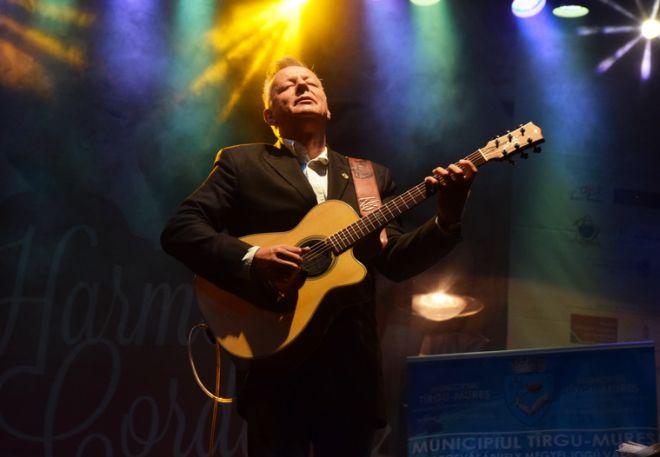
[406,342,658,457]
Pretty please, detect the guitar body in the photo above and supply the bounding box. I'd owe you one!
[195,200,367,360]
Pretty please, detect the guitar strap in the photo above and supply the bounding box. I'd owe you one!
[347,157,388,248]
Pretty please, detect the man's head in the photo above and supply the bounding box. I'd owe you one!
[262,57,331,138]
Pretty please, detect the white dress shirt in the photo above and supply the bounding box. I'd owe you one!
[281,138,329,204]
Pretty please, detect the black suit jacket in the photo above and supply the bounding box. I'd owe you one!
[161,142,461,423]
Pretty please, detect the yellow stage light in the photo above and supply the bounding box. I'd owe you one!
[0,15,85,67]
[189,0,311,120]
[0,40,53,96]
[412,292,483,322]
[279,0,309,14]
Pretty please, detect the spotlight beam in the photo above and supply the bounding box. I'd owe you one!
[634,0,647,16]
[208,6,285,54]
[652,0,660,19]
[641,39,652,80]
[578,25,637,35]
[0,39,53,96]
[220,28,285,120]
[0,15,84,67]
[7,0,94,28]
[187,0,308,119]
[596,35,642,73]
[595,0,639,21]
[191,20,280,93]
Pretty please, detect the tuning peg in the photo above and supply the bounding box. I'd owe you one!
[520,126,526,135]
[533,146,542,153]
[501,149,515,165]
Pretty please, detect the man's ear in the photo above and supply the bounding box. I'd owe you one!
[263,108,276,125]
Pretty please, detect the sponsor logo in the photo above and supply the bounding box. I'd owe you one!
[506,358,553,425]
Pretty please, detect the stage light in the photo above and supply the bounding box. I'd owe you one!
[278,0,309,14]
[0,40,52,96]
[0,15,84,67]
[189,0,311,120]
[512,0,546,18]
[412,292,483,322]
[552,5,589,18]
[580,0,660,81]
[7,0,94,27]
[0,3,91,99]
[641,19,660,40]
[410,0,441,6]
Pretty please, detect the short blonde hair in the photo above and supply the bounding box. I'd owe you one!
[262,57,310,108]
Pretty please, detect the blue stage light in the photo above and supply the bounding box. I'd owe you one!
[512,0,546,18]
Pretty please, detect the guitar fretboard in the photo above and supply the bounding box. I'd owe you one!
[326,150,487,253]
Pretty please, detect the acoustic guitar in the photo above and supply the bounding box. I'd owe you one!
[196,122,544,360]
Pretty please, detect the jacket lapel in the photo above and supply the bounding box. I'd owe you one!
[327,148,351,201]
[263,144,317,206]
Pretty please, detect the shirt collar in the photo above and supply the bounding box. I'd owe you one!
[279,138,328,166]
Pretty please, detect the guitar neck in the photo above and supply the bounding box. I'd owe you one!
[327,149,488,253]
[323,121,546,253]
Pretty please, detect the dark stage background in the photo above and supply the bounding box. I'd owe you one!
[1,0,659,455]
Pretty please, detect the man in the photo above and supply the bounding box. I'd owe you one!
[161,57,477,456]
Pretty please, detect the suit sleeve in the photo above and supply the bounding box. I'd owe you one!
[373,166,462,282]
[160,149,252,280]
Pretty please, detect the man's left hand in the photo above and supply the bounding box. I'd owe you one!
[425,159,477,230]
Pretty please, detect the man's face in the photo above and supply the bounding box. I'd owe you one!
[265,66,331,128]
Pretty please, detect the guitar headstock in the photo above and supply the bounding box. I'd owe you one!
[479,122,544,164]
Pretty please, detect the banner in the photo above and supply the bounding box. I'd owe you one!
[407,342,658,457]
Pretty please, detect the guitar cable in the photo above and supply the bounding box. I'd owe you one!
[187,323,233,457]
[188,322,233,403]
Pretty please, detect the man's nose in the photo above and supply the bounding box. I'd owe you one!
[295,79,309,95]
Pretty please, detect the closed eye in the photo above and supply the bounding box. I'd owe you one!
[277,84,295,93]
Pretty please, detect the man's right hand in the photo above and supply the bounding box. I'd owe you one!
[252,245,310,291]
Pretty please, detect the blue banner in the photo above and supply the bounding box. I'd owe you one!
[406,342,658,457]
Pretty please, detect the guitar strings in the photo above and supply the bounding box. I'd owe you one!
[301,147,495,265]
[301,148,489,264]
[301,182,428,263]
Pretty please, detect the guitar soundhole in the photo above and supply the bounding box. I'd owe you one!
[300,238,334,278]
